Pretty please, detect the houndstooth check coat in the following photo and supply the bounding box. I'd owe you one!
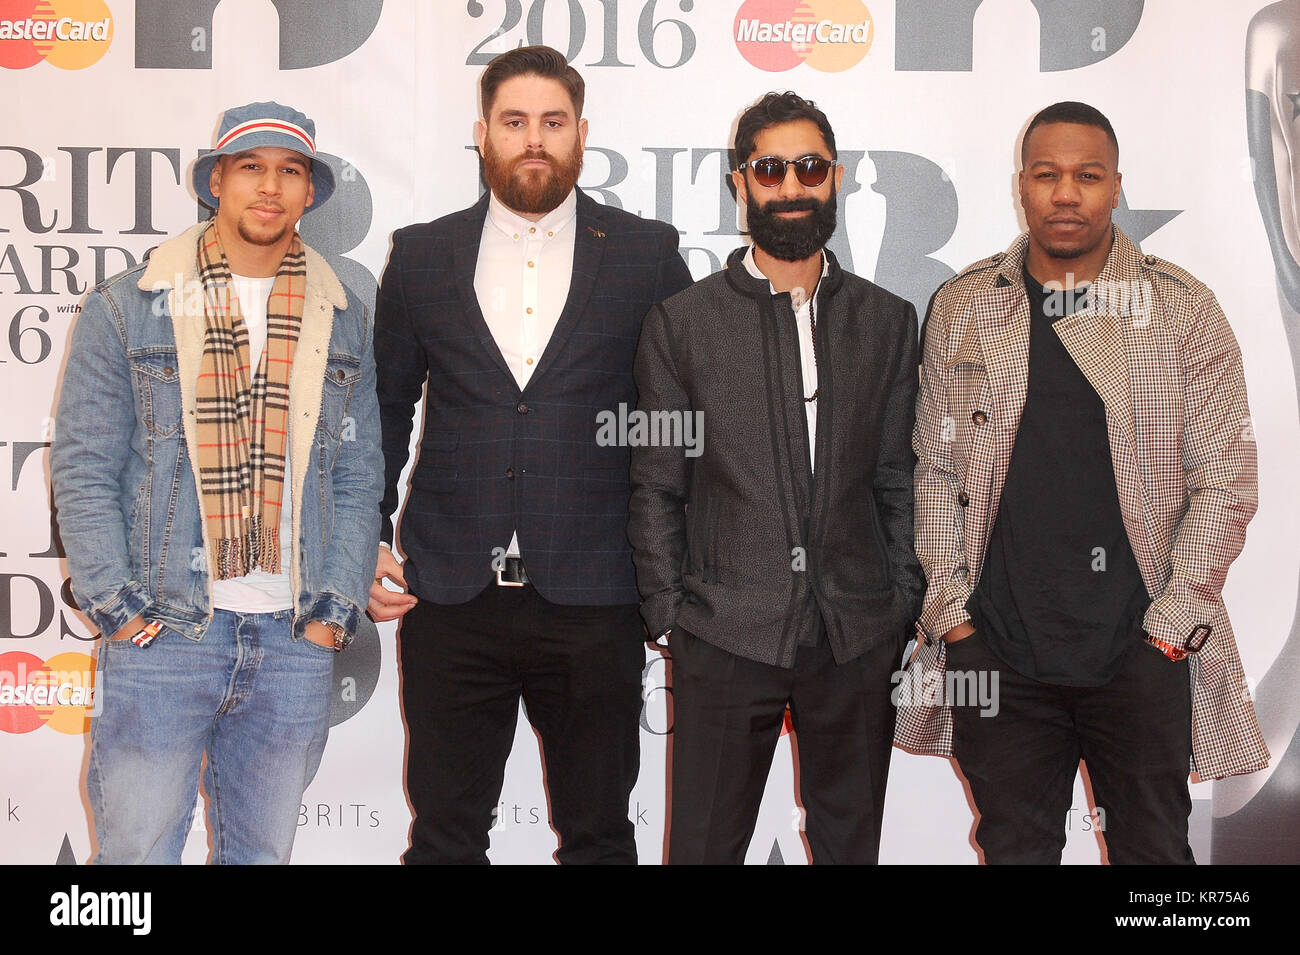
[893,227,1270,780]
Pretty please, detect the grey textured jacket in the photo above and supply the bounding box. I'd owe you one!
[629,247,924,668]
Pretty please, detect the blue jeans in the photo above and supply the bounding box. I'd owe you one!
[88,609,334,864]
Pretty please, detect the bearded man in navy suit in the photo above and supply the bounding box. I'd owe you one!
[369,45,693,864]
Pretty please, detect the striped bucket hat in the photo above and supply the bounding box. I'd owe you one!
[192,101,335,210]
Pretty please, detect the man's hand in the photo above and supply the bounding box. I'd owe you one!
[109,615,147,642]
[941,622,976,644]
[369,545,418,622]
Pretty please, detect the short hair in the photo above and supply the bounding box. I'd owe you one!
[479,45,585,119]
[733,91,837,169]
[1021,101,1119,166]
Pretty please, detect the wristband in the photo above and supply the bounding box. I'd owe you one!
[129,620,163,649]
[1145,632,1188,662]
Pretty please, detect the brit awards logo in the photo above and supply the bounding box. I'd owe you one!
[733,0,872,73]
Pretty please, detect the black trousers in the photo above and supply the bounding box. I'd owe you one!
[667,627,903,865]
[398,584,645,864]
[949,632,1194,864]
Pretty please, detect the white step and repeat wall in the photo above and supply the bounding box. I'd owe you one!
[2,0,1298,864]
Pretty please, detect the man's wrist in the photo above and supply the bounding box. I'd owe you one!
[323,621,348,651]
[941,622,976,644]
[306,619,349,652]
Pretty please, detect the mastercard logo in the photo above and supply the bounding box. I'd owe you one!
[0,650,97,734]
[734,0,873,73]
[0,0,113,70]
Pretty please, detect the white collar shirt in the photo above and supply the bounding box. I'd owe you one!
[475,189,578,390]
[742,245,828,473]
[474,189,578,557]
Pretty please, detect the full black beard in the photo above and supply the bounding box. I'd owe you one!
[745,194,837,262]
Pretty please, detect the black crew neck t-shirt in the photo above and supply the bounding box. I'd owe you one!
[966,267,1149,686]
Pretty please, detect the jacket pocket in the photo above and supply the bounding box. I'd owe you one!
[319,355,361,440]
[866,494,893,586]
[419,429,458,454]
[132,350,182,438]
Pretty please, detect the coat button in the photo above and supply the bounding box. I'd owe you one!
[517,402,529,414]
[972,410,987,426]
[957,491,970,507]
[336,369,346,380]
[163,365,175,376]
[506,468,515,479]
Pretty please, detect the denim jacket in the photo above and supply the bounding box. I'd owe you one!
[51,223,383,645]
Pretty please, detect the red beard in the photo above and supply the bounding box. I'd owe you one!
[481,140,582,216]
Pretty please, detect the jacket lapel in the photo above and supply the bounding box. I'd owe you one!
[1049,231,1156,560]
[453,193,519,389]
[1051,307,1139,470]
[972,276,1030,554]
[526,189,606,391]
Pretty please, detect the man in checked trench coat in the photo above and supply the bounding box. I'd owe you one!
[894,101,1268,864]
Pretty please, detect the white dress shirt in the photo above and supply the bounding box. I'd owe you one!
[474,189,578,557]
[742,246,828,473]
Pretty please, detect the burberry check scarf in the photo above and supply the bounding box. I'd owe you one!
[195,221,304,579]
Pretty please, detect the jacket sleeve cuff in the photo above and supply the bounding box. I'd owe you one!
[1143,597,1204,652]
[88,581,151,639]
[917,582,972,643]
[297,591,363,649]
[639,591,684,644]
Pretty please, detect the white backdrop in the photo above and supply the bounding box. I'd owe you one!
[1,0,1296,864]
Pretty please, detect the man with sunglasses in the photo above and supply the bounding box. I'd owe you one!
[629,91,924,864]
[370,46,692,864]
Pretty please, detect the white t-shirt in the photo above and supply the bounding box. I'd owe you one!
[211,273,294,612]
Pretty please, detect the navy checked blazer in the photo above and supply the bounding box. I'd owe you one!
[375,188,693,606]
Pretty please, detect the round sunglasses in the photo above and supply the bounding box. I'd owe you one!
[739,155,838,188]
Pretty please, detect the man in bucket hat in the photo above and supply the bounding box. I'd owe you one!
[52,102,382,864]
